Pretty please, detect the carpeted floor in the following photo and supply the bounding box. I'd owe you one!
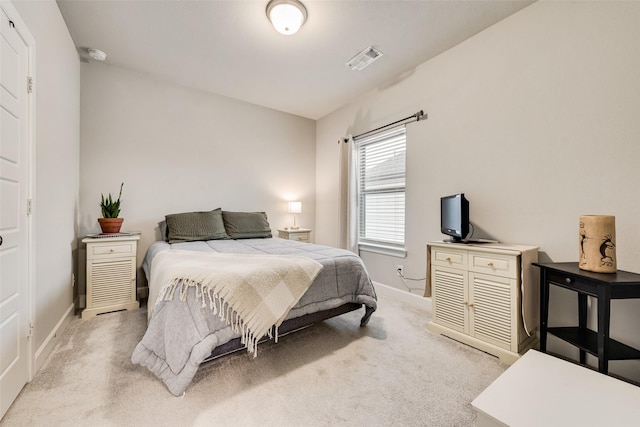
[2,285,507,426]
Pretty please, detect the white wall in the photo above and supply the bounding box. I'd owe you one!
[79,63,316,294]
[316,1,640,381]
[11,0,80,359]
[14,0,639,384]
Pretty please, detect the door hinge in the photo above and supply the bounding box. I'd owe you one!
[28,322,34,338]
[27,76,33,94]
[27,199,33,215]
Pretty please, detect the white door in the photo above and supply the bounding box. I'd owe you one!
[0,4,32,419]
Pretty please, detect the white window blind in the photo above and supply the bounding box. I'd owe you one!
[356,126,406,249]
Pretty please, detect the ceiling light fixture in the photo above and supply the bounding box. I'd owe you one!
[266,0,307,36]
[347,46,383,71]
[87,48,107,61]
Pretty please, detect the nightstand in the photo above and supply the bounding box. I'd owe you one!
[278,228,311,243]
[82,234,140,318]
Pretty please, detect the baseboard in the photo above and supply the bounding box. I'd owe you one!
[34,302,75,375]
[374,282,432,311]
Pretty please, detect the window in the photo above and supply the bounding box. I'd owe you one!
[356,126,406,252]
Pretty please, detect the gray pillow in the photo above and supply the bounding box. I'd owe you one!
[165,208,229,243]
[158,220,168,241]
[222,211,272,239]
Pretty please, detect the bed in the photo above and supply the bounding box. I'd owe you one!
[131,209,377,396]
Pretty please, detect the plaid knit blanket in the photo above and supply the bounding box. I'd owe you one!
[151,250,323,356]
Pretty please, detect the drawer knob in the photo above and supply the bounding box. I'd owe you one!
[446,257,451,262]
[565,277,572,284]
[110,249,115,253]
[487,262,494,267]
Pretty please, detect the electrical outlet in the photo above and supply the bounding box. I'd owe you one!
[397,265,404,276]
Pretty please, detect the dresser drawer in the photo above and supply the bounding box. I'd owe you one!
[289,233,309,242]
[278,229,311,242]
[545,271,597,294]
[87,241,136,259]
[468,251,518,278]
[431,247,467,268]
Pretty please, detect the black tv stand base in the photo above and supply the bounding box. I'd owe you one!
[442,238,499,244]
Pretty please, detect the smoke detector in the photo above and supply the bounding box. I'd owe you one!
[88,48,107,61]
[347,46,383,71]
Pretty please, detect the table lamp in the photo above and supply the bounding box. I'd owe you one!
[288,201,301,230]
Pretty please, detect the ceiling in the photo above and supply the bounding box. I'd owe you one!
[57,0,533,120]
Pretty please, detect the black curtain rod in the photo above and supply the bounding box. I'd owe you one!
[341,110,427,143]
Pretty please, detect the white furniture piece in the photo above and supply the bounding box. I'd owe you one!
[426,242,538,363]
[82,234,140,318]
[277,228,311,243]
[472,349,640,427]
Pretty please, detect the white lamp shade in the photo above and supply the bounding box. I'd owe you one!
[267,0,307,35]
[288,201,302,214]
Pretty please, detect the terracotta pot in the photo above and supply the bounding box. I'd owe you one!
[98,218,124,234]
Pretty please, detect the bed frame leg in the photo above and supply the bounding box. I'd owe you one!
[360,306,375,326]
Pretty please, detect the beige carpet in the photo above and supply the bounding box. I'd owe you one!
[2,285,507,426]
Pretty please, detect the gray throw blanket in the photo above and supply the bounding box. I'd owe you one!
[132,238,377,396]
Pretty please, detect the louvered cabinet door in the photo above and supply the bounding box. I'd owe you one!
[432,266,468,335]
[468,272,517,351]
[87,257,135,307]
[82,235,140,318]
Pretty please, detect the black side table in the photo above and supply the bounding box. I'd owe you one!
[534,262,640,376]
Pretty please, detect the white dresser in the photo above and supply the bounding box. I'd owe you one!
[426,241,538,363]
[82,234,140,318]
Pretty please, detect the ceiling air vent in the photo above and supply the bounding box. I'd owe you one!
[347,46,383,71]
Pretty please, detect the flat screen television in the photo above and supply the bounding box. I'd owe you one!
[441,193,470,243]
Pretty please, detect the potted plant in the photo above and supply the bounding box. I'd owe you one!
[98,182,125,234]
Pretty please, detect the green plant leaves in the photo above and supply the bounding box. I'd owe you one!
[100,182,124,218]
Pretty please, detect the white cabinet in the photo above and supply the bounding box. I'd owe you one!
[277,228,311,243]
[426,242,538,363]
[82,234,140,318]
